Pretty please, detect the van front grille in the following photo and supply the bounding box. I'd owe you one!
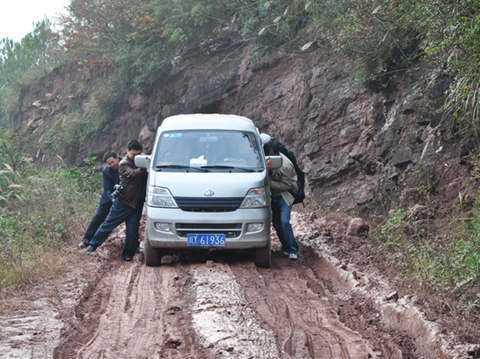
[174,197,244,212]
[175,223,242,238]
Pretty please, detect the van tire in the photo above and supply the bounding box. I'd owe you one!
[144,240,162,267]
[254,241,271,268]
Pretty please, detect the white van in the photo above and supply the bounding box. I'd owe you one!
[135,114,282,267]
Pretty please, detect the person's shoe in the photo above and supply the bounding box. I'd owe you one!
[122,255,133,262]
[78,240,89,249]
[282,251,289,257]
[288,253,298,260]
[85,245,96,254]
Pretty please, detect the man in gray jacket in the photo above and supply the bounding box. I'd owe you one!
[263,136,299,260]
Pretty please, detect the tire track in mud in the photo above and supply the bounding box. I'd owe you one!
[55,249,419,359]
[55,258,209,359]
[8,217,472,358]
[229,252,379,359]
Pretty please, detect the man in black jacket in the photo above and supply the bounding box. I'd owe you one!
[79,152,120,248]
[86,140,147,261]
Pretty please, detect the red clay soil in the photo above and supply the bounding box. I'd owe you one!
[51,247,419,359]
[1,216,473,359]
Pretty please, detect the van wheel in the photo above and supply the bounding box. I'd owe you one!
[144,240,162,267]
[254,241,271,268]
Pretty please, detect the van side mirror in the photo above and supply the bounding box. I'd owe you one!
[266,155,282,170]
[135,155,151,169]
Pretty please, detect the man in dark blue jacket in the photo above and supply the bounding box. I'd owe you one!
[86,140,147,261]
[79,152,120,248]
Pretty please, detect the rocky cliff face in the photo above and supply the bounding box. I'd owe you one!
[13,45,476,216]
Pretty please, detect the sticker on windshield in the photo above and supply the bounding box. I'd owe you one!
[163,133,183,138]
[190,155,208,167]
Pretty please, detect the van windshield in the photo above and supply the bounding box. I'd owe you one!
[153,130,264,172]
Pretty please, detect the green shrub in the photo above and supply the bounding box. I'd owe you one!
[413,200,480,288]
[375,200,480,291]
[0,131,99,288]
[376,208,407,249]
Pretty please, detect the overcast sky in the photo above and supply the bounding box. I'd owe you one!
[0,0,69,41]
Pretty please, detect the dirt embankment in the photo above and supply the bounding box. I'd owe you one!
[2,213,476,359]
[15,44,470,217]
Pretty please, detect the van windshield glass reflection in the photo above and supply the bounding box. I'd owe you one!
[153,130,263,172]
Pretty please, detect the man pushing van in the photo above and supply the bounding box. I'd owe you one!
[263,135,302,260]
[85,140,147,261]
[79,152,120,249]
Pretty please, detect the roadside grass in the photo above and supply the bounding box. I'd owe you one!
[374,205,480,294]
[0,160,99,289]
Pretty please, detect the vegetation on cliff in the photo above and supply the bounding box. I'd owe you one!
[0,20,63,126]
[3,1,480,129]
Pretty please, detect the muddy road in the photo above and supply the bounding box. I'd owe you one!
[2,213,474,359]
[53,252,413,358]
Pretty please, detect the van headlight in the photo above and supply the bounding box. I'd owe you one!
[148,187,178,208]
[241,188,267,208]
[246,223,264,233]
[154,222,173,233]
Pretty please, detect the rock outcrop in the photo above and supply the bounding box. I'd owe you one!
[12,45,476,215]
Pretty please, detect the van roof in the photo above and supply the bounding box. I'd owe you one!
[159,114,257,132]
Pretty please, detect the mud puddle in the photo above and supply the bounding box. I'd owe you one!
[0,298,62,359]
[0,232,121,359]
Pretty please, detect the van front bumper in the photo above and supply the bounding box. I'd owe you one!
[145,206,271,249]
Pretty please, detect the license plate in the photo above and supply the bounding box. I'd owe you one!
[187,233,226,247]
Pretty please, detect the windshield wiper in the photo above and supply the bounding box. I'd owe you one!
[200,165,258,172]
[155,164,209,172]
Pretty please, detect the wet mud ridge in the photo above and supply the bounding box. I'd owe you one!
[2,215,477,359]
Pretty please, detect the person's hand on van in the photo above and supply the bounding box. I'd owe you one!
[266,158,273,175]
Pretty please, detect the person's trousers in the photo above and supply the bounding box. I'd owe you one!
[89,199,143,257]
[271,196,299,255]
[124,200,144,257]
[83,202,112,244]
